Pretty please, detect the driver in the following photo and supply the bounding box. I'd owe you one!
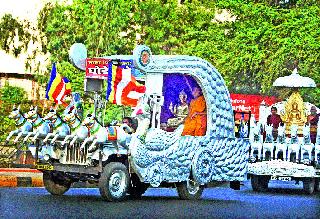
[122,117,136,134]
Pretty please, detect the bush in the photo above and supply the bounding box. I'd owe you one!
[0,82,27,103]
[0,84,26,142]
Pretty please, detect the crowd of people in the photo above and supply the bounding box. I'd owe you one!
[266,105,319,143]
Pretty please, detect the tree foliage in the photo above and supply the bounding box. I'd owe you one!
[0,14,31,56]
[0,84,27,142]
[212,0,320,102]
[0,83,27,103]
[0,0,319,107]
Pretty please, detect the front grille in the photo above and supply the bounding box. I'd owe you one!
[65,143,88,164]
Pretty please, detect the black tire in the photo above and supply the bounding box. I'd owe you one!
[43,171,72,195]
[128,173,149,199]
[251,175,269,192]
[315,179,319,192]
[99,162,130,202]
[303,178,315,194]
[177,179,204,200]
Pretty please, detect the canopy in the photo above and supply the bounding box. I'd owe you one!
[273,68,316,88]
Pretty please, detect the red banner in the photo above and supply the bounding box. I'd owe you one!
[86,58,111,79]
[230,93,280,121]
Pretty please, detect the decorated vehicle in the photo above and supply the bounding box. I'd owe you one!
[7,44,251,201]
[247,69,320,194]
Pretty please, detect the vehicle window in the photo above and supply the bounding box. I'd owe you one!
[160,74,207,136]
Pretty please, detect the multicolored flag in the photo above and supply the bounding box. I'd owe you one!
[106,63,146,107]
[45,63,72,107]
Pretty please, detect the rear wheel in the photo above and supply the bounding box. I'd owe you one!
[251,175,269,192]
[177,179,204,200]
[99,162,130,202]
[303,178,315,194]
[43,171,72,195]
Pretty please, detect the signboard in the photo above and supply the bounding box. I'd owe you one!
[86,58,111,79]
[230,93,280,121]
[85,58,136,80]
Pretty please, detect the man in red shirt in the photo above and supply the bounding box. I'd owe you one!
[267,106,283,141]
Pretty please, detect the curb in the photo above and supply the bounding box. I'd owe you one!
[0,168,43,187]
[0,168,41,173]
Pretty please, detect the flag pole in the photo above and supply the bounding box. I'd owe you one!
[122,105,125,120]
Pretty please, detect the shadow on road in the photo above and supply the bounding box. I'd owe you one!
[33,187,244,204]
[242,186,320,197]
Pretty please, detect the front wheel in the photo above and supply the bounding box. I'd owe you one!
[176,179,204,200]
[251,175,269,192]
[99,162,130,202]
[303,178,315,194]
[43,171,72,195]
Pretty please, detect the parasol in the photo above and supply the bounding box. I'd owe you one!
[273,68,316,88]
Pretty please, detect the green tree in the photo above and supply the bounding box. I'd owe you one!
[0,83,27,142]
[0,14,31,57]
[210,0,320,103]
[0,83,27,103]
[0,0,319,107]
[37,0,139,122]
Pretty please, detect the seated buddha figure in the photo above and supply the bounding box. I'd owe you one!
[289,103,302,123]
[280,100,307,134]
[167,90,189,128]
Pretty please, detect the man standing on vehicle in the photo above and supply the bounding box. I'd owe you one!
[306,106,319,144]
[267,106,283,141]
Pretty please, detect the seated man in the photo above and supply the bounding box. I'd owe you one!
[182,87,207,136]
[122,117,136,134]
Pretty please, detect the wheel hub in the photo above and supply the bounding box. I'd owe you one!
[187,179,200,195]
[109,171,126,197]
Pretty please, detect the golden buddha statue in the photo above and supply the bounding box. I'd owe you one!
[280,91,307,135]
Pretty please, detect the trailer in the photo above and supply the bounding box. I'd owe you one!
[247,69,320,194]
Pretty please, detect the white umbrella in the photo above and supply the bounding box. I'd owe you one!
[273,68,316,88]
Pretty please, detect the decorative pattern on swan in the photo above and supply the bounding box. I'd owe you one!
[129,50,250,187]
[130,126,250,186]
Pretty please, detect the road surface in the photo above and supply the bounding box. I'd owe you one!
[0,181,319,219]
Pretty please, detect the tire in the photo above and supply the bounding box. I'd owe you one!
[251,175,269,192]
[43,171,71,195]
[303,178,315,194]
[177,179,204,200]
[99,162,130,202]
[128,173,149,199]
[315,179,319,192]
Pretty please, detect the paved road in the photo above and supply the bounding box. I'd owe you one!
[0,181,319,219]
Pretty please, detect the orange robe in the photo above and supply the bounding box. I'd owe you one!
[182,95,207,136]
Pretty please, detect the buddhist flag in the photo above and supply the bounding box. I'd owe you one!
[45,63,72,106]
[106,63,145,107]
